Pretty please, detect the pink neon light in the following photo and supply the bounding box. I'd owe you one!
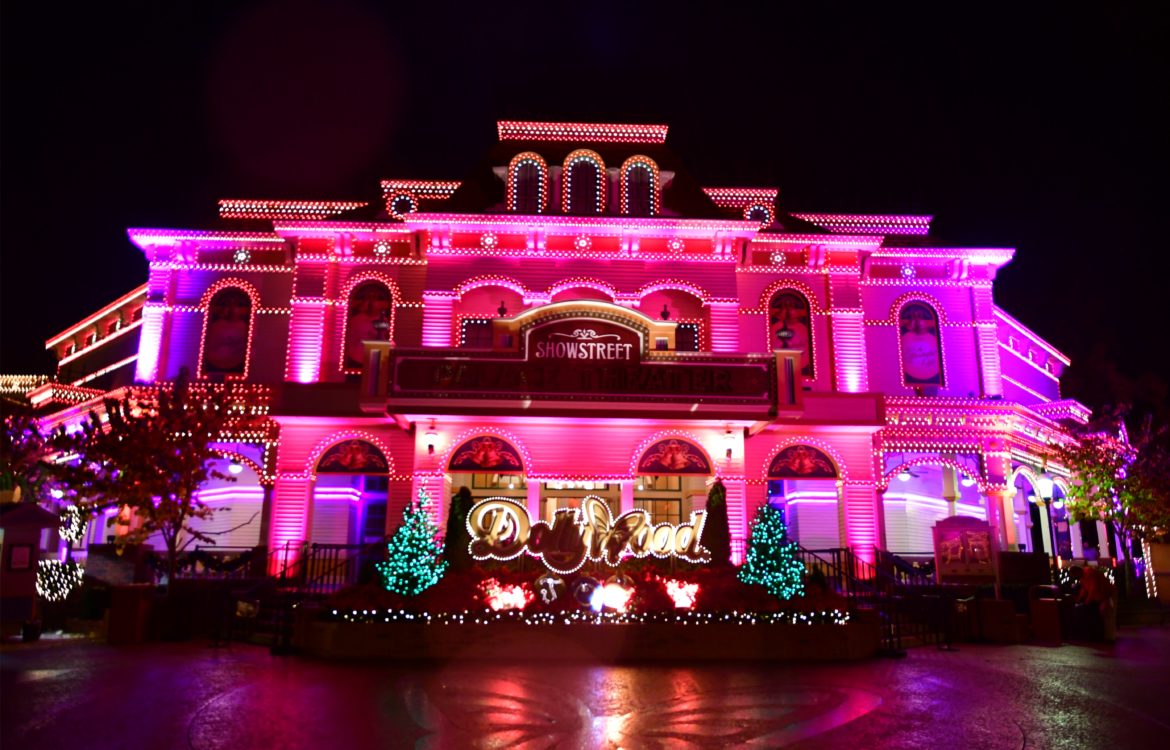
[218,200,367,220]
[702,187,778,208]
[791,213,932,236]
[497,121,668,144]
[379,180,461,197]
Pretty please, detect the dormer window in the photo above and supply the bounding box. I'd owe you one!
[620,156,659,217]
[507,152,548,213]
[562,149,606,214]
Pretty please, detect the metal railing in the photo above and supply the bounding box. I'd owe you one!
[794,545,955,656]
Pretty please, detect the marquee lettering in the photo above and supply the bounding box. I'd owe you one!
[466,496,710,575]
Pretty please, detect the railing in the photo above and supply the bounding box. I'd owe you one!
[158,545,268,581]
[795,545,955,656]
[270,538,388,595]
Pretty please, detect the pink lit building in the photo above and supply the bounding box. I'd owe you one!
[32,121,1112,567]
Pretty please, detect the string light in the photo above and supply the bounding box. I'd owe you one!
[37,560,84,602]
[326,607,851,627]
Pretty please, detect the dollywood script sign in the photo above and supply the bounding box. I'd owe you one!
[467,496,710,575]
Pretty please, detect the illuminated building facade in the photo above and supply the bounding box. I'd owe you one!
[34,121,1112,568]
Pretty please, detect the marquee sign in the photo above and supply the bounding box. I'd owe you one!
[527,319,641,362]
[467,496,710,575]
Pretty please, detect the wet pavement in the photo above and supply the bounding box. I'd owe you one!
[3,627,1169,749]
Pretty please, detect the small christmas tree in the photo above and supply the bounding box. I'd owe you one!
[738,504,805,600]
[703,479,732,568]
[443,486,474,573]
[377,488,448,596]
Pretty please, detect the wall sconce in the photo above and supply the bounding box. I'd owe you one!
[723,426,735,459]
[228,461,244,475]
[960,475,976,488]
[425,420,438,455]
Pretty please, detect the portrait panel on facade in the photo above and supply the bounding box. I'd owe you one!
[317,439,389,473]
[344,282,393,369]
[899,302,943,385]
[769,291,813,377]
[767,445,838,479]
[202,288,251,375]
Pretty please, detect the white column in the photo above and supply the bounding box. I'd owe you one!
[620,481,635,515]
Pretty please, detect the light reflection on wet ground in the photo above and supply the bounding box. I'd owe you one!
[3,628,1169,749]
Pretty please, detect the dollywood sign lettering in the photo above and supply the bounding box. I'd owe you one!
[467,496,710,575]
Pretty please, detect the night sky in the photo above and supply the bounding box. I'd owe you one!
[3,1,1166,420]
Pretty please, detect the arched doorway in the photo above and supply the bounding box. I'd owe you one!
[444,434,529,521]
[766,445,841,549]
[883,453,985,555]
[311,438,391,547]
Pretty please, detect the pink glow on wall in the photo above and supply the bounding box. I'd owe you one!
[135,303,166,382]
[268,477,311,571]
[285,301,325,383]
[707,301,740,353]
[842,483,879,565]
[830,312,868,392]
[313,487,364,504]
[724,479,747,565]
[421,293,455,347]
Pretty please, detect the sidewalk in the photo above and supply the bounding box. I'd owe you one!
[4,625,1169,749]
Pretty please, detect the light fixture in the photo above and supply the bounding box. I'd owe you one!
[1036,471,1054,503]
[960,476,976,488]
[1027,493,1037,504]
[897,470,912,482]
[723,426,735,459]
[497,300,508,317]
[228,462,244,475]
[1052,498,1064,510]
[660,304,670,321]
[425,420,438,455]
[50,488,65,499]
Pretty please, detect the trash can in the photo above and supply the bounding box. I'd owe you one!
[108,584,155,645]
[1029,584,1062,643]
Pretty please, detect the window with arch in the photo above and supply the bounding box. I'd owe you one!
[768,289,814,377]
[898,301,943,386]
[507,152,548,213]
[201,287,252,376]
[561,150,607,214]
[343,281,393,370]
[621,156,659,216]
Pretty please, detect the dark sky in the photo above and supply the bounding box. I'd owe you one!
[3,1,1167,417]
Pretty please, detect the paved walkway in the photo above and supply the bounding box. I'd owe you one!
[4,627,1169,749]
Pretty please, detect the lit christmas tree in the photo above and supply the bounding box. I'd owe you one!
[738,504,805,600]
[376,488,448,596]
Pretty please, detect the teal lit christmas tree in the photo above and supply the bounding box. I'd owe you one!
[738,504,805,600]
[376,488,448,596]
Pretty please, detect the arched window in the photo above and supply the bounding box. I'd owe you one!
[898,301,944,386]
[768,290,814,377]
[343,281,393,370]
[562,149,607,214]
[506,152,548,213]
[201,287,253,376]
[621,156,660,216]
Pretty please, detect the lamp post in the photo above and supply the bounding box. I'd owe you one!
[1036,471,1056,557]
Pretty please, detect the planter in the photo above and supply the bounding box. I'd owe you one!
[296,612,880,662]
